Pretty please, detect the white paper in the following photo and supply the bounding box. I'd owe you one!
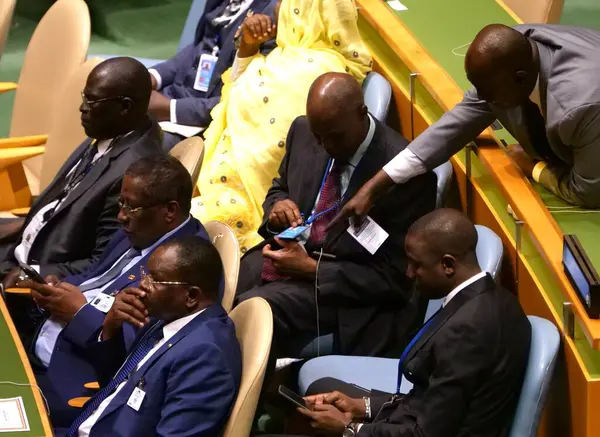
[159,122,205,138]
[387,0,408,11]
[0,397,30,432]
[347,216,389,255]
[90,294,115,314]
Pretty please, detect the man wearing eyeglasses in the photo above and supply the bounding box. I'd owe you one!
[0,57,163,294]
[15,155,211,429]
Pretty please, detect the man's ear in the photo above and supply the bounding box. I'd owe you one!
[186,286,202,309]
[164,201,180,223]
[441,254,457,277]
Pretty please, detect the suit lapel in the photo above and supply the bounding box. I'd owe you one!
[75,235,131,286]
[405,275,494,363]
[301,147,330,218]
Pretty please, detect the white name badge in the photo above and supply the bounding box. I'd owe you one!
[193,54,218,92]
[347,216,389,255]
[90,294,115,313]
[127,387,146,411]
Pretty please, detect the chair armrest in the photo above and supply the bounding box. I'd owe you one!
[84,382,100,390]
[9,207,30,217]
[68,397,91,408]
[0,135,49,149]
[0,82,18,93]
[4,288,32,295]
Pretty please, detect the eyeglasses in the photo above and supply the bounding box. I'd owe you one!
[117,197,147,217]
[81,92,129,109]
[140,266,189,289]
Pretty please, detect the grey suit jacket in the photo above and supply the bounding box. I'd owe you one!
[408,24,600,207]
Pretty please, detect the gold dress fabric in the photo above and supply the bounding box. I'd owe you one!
[191,0,372,254]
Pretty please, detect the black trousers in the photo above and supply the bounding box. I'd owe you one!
[261,377,392,437]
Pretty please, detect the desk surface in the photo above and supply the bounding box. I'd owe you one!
[0,297,52,436]
[386,0,600,269]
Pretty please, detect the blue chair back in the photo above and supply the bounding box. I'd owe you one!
[432,161,453,208]
[509,316,560,437]
[177,0,209,51]
[362,72,392,122]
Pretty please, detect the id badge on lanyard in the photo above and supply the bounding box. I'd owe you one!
[194,44,219,92]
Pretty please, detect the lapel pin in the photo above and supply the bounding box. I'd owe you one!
[168,344,173,348]
[128,274,136,280]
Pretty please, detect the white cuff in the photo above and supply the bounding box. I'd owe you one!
[170,99,178,124]
[382,148,428,184]
[356,423,364,432]
[532,161,548,182]
[231,53,254,81]
[148,69,162,90]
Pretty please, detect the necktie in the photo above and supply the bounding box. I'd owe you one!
[65,322,165,437]
[79,248,141,292]
[522,99,560,165]
[261,162,341,282]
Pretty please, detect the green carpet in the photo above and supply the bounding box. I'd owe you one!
[1,0,600,137]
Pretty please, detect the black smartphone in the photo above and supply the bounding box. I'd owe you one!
[278,385,311,410]
[18,262,47,284]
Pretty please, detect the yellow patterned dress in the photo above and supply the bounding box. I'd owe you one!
[191,0,372,254]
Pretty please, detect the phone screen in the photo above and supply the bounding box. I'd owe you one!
[278,385,310,410]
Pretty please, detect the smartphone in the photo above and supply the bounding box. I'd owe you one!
[278,385,311,410]
[18,262,47,284]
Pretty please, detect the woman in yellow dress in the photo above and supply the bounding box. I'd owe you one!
[191,0,372,253]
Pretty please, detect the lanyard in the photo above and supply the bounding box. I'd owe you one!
[395,311,439,394]
[304,158,342,225]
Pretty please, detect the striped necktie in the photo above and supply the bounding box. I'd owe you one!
[79,248,141,292]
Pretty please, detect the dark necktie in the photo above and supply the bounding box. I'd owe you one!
[79,248,142,292]
[261,162,342,282]
[65,322,165,437]
[522,99,559,165]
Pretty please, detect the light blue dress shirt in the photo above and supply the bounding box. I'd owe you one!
[34,216,192,367]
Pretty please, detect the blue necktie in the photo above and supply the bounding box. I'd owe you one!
[66,322,165,436]
[79,249,141,293]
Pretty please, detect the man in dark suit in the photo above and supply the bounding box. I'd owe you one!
[0,57,163,289]
[236,72,437,358]
[16,155,210,429]
[61,236,241,437]
[147,0,278,134]
[273,209,531,437]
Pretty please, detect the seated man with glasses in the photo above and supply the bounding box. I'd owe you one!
[15,155,210,429]
[0,57,163,294]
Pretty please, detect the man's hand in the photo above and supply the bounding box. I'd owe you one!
[44,275,60,286]
[238,13,277,58]
[297,403,352,434]
[269,199,303,230]
[305,391,367,421]
[19,280,87,323]
[506,143,537,178]
[103,287,149,340]
[148,91,171,121]
[2,267,21,289]
[263,238,317,277]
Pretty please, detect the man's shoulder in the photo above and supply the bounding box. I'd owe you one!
[372,119,410,157]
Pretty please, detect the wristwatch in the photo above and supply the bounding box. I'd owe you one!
[343,422,358,437]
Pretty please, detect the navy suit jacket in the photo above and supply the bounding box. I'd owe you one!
[79,303,241,437]
[36,217,209,429]
[153,0,277,126]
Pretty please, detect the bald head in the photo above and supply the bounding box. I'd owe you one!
[306,73,369,161]
[405,209,481,298]
[465,24,538,108]
[81,57,152,139]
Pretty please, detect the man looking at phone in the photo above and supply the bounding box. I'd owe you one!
[15,155,210,429]
[236,72,436,358]
[61,236,241,437]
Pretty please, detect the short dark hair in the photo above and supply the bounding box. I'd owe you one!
[162,236,223,301]
[125,155,193,214]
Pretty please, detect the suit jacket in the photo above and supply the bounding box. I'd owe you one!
[36,218,208,429]
[80,303,241,437]
[408,24,600,207]
[252,116,436,356]
[0,119,164,279]
[154,0,277,127]
[359,275,531,437]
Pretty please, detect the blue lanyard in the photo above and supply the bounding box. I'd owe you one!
[395,312,438,394]
[304,159,342,225]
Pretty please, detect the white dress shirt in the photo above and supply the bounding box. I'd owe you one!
[14,139,113,271]
[442,270,487,307]
[77,309,206,437]
[34,216,192,367]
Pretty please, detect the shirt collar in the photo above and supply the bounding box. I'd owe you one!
[161,308,206,342]
[95,138,112,155]
[347,114,375,169]
[140,215,192,256]
[442,271,487,308]
[529,74,542,109]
